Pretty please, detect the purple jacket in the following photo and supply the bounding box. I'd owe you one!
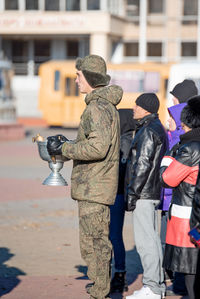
[161,103,187,211]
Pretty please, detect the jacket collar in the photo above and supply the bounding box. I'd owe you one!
[85,85,122,106]
[135,113,158,130]
[180,127,200,144]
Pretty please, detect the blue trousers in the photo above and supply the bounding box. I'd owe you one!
[109,194,126,272]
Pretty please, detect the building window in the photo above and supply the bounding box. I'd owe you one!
[126,0,140,17]
[66,41,79,59]
[181,42,197,57]
[34,40,50,74]
[12,41,28,63]
[182,0,197,24]
[45,0,59,11]
[26,0,38,10]
[124,42,139,57]
[147,42,162,57]
[148,0,164,13]
[183,0,197,15]
[66,0,80,10]
[87,0,100,10]
[5,0,18,10]
[11,40,28,75]
[34,40,50,62]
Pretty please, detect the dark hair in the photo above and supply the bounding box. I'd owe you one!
[180,96,200,128]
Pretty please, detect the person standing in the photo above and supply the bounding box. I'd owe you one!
[160,79,198,296]
[190,163,200,297]
[160,96,200,299]
[125,93,167,299]
[47,54,123,299]
[190,164,200,231]
[161,79,198,218]
[110,109,135,294]
[161,80,198,217]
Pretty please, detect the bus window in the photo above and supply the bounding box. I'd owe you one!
[54,70,60,91]
[109,70,143,92]
[75,82,79,96]
[65,77,71,96]
[65,77,79,96]
[143,72,160,92]
[109,70,160,93]
[164,78,168,99]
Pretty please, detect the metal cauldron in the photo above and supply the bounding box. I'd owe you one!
[33,135,68,186]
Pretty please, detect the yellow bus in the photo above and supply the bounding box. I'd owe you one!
[38,60,171,127]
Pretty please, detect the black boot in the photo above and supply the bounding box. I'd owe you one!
[110,272,128,293]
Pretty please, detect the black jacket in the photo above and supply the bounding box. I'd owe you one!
[125,113,167,211]
[190,163,200,229]
[117,109,135,195]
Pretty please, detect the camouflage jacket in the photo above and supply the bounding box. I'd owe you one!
[62,85,123,205]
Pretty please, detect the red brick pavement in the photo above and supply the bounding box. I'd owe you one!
[0,275,89,299]
[0,275,185,299]
[0,127,187,299]
[0,178,70,202]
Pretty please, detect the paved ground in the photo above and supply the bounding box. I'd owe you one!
[0,126,188,299]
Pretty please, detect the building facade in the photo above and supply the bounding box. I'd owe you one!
[0,0,200,117]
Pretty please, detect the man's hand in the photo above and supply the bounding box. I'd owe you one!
[125,194,137,211]
[190,235,198,247]
[189,225,200,248]
[47,135,68,156]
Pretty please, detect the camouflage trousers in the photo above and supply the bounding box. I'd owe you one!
[78,200,112,299]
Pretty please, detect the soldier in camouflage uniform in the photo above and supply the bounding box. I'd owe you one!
[47,55,123,299]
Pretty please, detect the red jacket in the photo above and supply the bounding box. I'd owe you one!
[160,128,200,274]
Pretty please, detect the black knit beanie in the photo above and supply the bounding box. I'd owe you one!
[170,79,198,103]
[135,93,160,113]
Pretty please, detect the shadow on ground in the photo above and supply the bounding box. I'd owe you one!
[125,246,143,285]
[0,247,26,296]
[75,265,88,280]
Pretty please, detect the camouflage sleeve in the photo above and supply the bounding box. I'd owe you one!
[61,103,112,161]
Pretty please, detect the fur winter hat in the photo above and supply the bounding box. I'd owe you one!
[181,95,200,128]
[170,79,198,103]
[135,93,160,113]
[75,54,111,88]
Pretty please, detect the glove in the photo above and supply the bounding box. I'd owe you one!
[125,194,137,211]
[47,134,68,156]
